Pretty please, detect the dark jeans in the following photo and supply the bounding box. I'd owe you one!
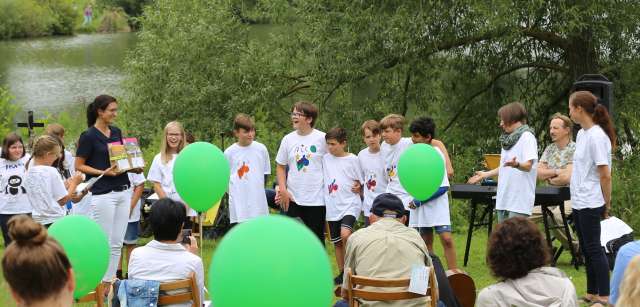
[284,202,326,244]
[0,213,30,247]
[573,206,610,296]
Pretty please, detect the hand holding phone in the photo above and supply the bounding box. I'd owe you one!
[181,229,192,245]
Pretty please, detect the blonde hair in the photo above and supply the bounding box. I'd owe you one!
[617,255,640,306]
[31,135,61,159]
[2,215,71,305]
[380,114,405,130]
[160,121,186,164]
[45,124,65,138]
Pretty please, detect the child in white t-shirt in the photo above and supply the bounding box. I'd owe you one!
[356,120,387,226]
[117,172,145,279]
[379,114,414,211]
[224,114,271,225]
[0,133,32,246]
[468,102,538,222]
[408,116,457,270]
[275,101,327,243]
[24,135,87,227]
[323,127,363,285]
[148,121,197,218]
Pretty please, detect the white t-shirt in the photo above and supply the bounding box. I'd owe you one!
[128,240,205,307]
[0,156,32,214]
[496,131,538,215]
[381,137,414,209]
[323,153,363,221]
[570,126,612,209]
[148,153,196,217]
[409,147,450,227]
[224,141,271,223]
[63,149,75,175]
[357,148,387,217]
[275,129,326,206]
[24,165,67,225]
[128,173,146,222]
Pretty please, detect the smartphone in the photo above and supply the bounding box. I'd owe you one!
[181,229,192,245]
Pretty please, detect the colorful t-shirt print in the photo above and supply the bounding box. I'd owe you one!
[275,129,327,207]
[323,153,363,221]
[328,179,338,194]
[358,148,387,217]
[381,137,414,208]
[224,141,271,223]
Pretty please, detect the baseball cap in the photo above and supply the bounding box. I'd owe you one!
[370,193,405,218]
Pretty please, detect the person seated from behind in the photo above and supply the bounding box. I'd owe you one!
[2,215,75,307]
[127,198,205,305]
[338,193,434,307]
[609,240,640,306]
[476,217,577,307]
[614,255,640,307]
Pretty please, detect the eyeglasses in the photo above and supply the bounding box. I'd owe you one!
[291,112,306,118]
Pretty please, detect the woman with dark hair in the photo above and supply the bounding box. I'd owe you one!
[0,132,31,247]
[74,95,137,286]
[2,215,75,306]
[477,217,577,306]
[568,90,615,305]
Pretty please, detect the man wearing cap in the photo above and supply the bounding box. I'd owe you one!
[339,193,433,307]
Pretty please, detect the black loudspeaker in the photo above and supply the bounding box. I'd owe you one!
[571,74,614,115]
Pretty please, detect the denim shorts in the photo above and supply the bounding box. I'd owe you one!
[123,221,140,245]
[416,225,452,235]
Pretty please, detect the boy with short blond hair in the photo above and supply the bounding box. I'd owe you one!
[224,114,271,225]
[356,120,388,224]
[380,114,414,212]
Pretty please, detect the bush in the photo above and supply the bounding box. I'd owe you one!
[0,0,78,39]
[97,7,131,33]
[0,87,20,138]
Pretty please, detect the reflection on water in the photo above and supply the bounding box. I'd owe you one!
[0,33,137,115]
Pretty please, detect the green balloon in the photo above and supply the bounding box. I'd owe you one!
[173,142,230,212]
[210,215,333,307]
[398,143,445,201]
[48,215,109,299]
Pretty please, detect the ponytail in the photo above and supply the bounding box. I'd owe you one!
[593,104,617,150]
[87,95,117,127]
[570,91,616,150]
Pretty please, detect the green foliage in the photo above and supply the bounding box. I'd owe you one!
[126,0,640,226]
[0,0,79,39]
[99,0,152,17]
[0,87,20,139]
[97,7,131,32]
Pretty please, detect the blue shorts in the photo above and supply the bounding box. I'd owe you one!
[123,221,140,245]
[416,225,452,235]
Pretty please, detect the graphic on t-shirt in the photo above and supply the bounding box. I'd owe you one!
[5,175,26,195]
[386,165,397,181]
[328,179,338,195]
[294,144,316,172]
[366,173,377,192]
[237,161,250,179]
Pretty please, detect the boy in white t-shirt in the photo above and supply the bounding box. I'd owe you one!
[379,114,414,214]
[355,120,387,226]
[408,116,458,270]
[275,101,327,243]
[224,114,271,226]
[323,127,363,284]
[468,102,538,222]
[117,172,145,279]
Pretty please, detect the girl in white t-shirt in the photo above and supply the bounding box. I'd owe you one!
[0,133,31,246]
[569,91,615,304]
[468,102,538,222]
[24,135,86,227]
[322,127,363,283]
[224,114,271,225]
[148,121,196,217]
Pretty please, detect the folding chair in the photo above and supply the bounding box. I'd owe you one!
[158,272,201,307]
[345,267,438,307]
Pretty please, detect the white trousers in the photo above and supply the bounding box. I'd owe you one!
[91,189,130,282]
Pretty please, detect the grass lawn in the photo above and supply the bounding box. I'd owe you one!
[0,220,592,306]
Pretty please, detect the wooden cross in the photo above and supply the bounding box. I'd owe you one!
[16,111,45,138]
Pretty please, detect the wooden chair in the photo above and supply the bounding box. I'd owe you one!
[345,267,439,307]
[158,272,201,307]
[75,284,105,307]
[446,269,476,307]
